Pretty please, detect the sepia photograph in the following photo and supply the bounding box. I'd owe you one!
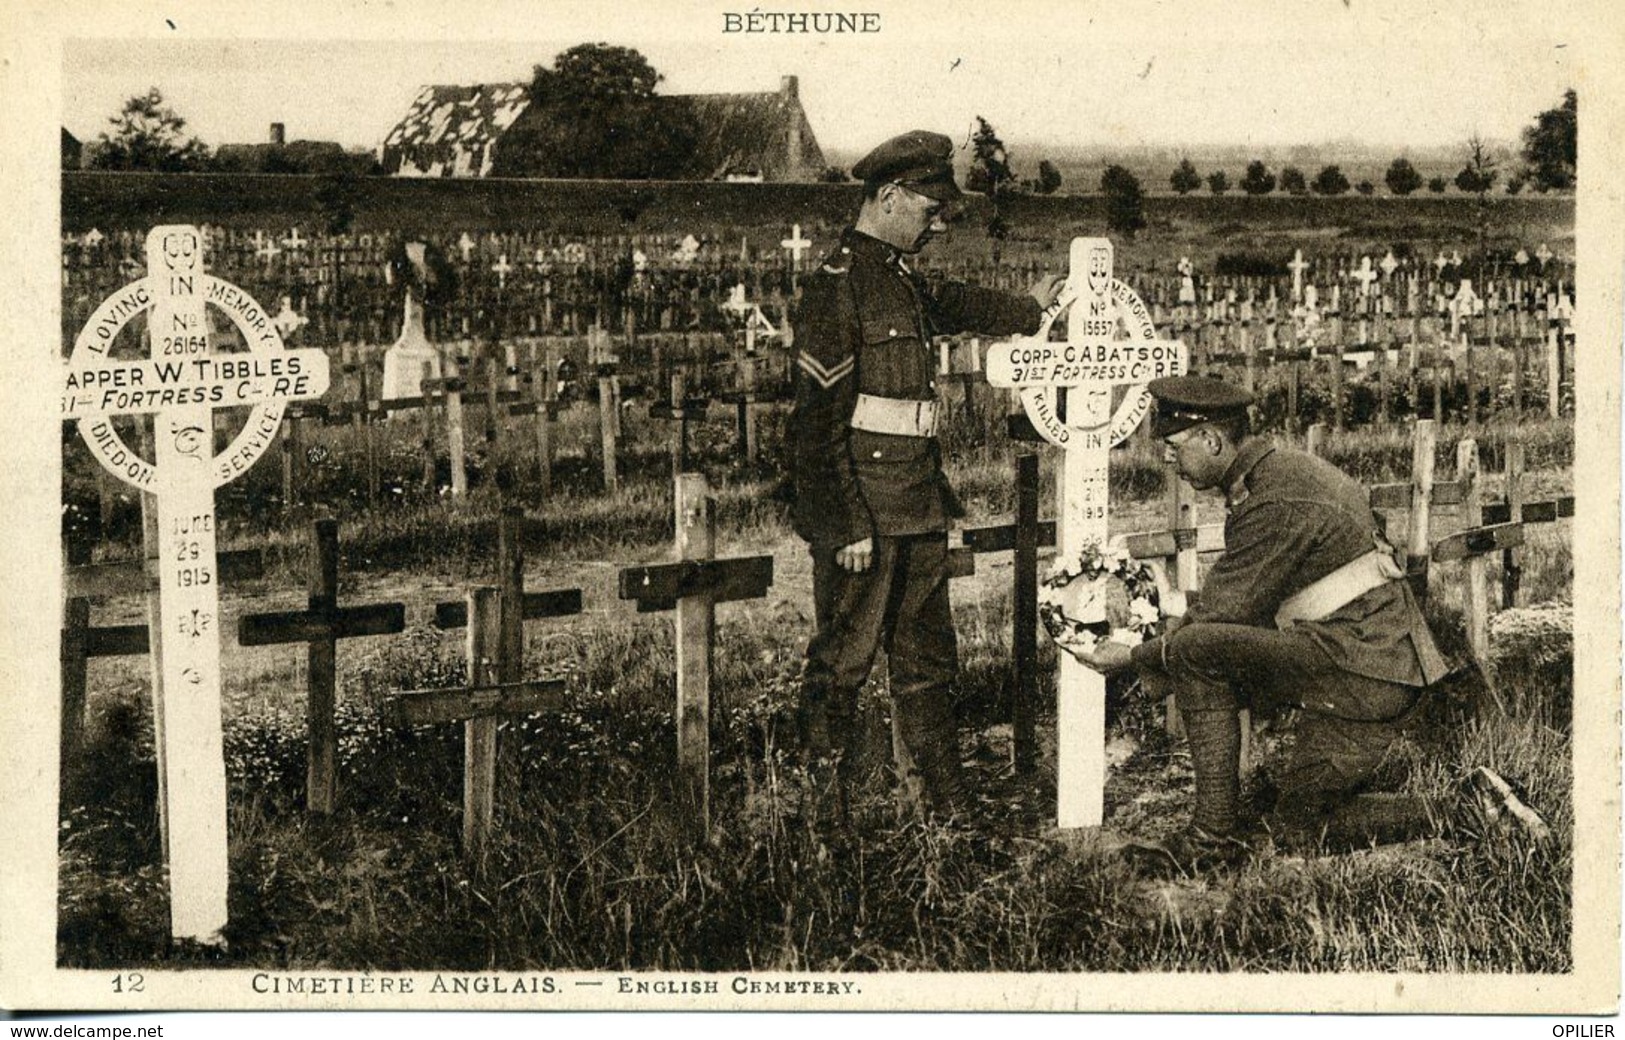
[2,0,1620,1016]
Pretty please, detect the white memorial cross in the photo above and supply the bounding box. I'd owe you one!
[282,227,307,252]
[83,227,105,248]
[1434,251,1451,276]
[1514,248,1530,266]
[1379,250,1400,279]
[492,254,513,290]
[1352,256,1379,297]
[60,225,330,942]
[985,238,1187,829]
[458,232,477,263]
[1288,249,1310,304]
[1535,243,1554,266]
[780,224,812,266]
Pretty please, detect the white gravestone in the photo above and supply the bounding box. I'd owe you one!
[61,226,330,942]
[381,290,443,402]
[986,238,1187,829]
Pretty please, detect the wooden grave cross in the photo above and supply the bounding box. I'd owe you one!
[984,237,1187,828]
[618,474,774,838]
[1379,250,1400,279]
[282,227,307,252]
[492,254,513,290]
[59,224,331,942]
[237,519,406,814]
[256,237,282,264]
[390,587,568,856]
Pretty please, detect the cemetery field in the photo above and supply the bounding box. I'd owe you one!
[56,407,1575,973]
[63,172,1575,274]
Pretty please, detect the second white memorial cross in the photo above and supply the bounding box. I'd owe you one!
[986,237,1187,829]
[61,225,330,942]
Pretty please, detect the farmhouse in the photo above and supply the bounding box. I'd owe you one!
[378,75,826,181]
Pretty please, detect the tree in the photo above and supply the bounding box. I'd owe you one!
[86,87,211,172]
[1100,165,1146,237]
[1279,165,1307,195]
[818,165,851,183]
[1206,170,1229,195]
[1169,158,1201,195]
[1356,180,1375,195]
[1384,157,1423,196]
[965,116,1016,197]
[1311,165,1351,195]
[1454,135,1498,195]
[489,43,696,179]
[1240,160,1276,195]
[1520,89,1576,191]
[1427,176,1448,193]
[1036,159,1063,195]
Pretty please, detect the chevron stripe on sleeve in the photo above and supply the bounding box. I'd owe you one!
[796,351,854,389]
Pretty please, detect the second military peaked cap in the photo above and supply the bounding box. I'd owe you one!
[851,130,964,202]
[1147,375,1256,438]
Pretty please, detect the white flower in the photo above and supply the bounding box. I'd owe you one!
[1129,597,1161,628]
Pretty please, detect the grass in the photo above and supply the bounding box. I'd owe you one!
[56,414,1575,972]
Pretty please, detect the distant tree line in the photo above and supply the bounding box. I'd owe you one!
[1161,91,1575,197]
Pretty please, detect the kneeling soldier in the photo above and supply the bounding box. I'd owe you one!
[1072,376,1546,872]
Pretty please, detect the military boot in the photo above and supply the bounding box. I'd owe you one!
[891,691,972,820]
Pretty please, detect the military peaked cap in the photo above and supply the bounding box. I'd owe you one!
[1147,376,1256,438]
[851,130,964,202]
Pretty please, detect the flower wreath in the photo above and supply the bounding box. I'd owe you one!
[1037,542,1164,658]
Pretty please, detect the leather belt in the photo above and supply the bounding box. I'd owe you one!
[1275,547,1405,629]
[850,394,939,438]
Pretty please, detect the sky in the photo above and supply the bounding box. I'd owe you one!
[55,0,1590,157]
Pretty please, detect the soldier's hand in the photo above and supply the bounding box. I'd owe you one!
[835,537,874,573]
[1029,274,1066,310]
[1072,641,1134,674]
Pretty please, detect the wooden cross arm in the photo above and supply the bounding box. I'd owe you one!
[66,548,264,599]
[504,400,562,419]
[649,399,711,421]
[420,378,526,404]
[286,402,331,422]
[238,602,406,646]
[389,679,567,727]
[371,393,444,413]
[1368,481,1467,510]
[1483,496,1574,525]
[433,589,583,630]
[62,622,149,658]
[962,520,1058,553]
[1432,522,1525,563]
[1120,524,1227,559]
[1005,413,1051,445]
[617,556,773,613]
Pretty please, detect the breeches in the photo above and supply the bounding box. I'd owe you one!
[1140,621,1421,801]
[801,532,957,719]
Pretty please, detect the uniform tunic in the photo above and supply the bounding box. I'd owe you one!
[788,228,1042,547]
[1130,437,1449,691]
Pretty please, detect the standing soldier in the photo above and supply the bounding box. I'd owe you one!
[788,130,1064,818]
